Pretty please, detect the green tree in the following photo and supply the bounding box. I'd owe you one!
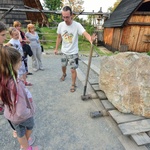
[43,0,61,26]
[43,0,61,10]
[108,0,121,13]
[61,0,84,12]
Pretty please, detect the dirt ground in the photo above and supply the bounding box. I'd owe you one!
[0,53,126,150]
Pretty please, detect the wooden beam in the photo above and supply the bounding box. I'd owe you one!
[0,6,14,20]
[133,12,150,15]
[0,7,109,16]
[109,110,144,124]
[128,22,150,26]
[143,40,150,43]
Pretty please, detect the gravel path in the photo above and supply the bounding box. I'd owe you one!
[0,53,125,150]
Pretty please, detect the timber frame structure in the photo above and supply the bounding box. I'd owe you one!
[0,0,109,27]
[103,0,150,52]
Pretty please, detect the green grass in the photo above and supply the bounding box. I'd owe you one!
[38,27,112,56]
[39,27,57,50]
[6,26,113,56]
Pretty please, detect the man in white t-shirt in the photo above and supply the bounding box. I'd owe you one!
[54,6,96,92]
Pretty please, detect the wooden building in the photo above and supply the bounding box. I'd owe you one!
[0,0,48,27]
[103,0,150,52]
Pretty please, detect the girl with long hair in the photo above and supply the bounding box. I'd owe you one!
[0,46,42,150]
[0,21,7,114]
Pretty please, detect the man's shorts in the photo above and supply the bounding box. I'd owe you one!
[61,54,79,69]
[11,117,34,138]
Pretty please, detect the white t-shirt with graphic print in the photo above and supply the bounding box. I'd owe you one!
[57,21,85,55]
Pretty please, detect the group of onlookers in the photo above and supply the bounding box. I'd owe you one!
[6,21,44,86]
[0,21,43,150]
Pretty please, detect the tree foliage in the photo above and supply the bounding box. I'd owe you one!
[43,0,61,26]
[108,0,121,13]
[42,0,85,26]
[61,0,84,12]
[43,0,61,10]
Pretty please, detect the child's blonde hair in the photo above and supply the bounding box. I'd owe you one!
[13,21,21,27]
[8,27,18,35]
[27,23,35,32]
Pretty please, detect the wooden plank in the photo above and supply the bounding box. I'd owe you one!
[112,28,121,50]
[128,22,150,26]
[89,79,98,85]
[109,110,145,124]
[96,91,107,100]
[104,28,114,46]
[91,84,100,91]
[118,119,150,135]
[101,100,115,110]
[0,7,110,15]
[131,132,150,146]
[105,116,148,150]
[119,135,148,150]
[128,26,141,51]
[92,98,106,110]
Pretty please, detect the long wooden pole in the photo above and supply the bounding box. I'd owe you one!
[0,6,14,20]
[0,7,109,16]
[83,44,94,96]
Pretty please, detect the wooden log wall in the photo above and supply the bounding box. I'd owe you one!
[0,0,27,26]
[103,28,114,51]
[112,28,122,52]
[127,14,150,52]
[103,13,150,52]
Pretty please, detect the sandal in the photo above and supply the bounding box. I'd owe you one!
[25,81,33,86]
[60,74,67,81]
[20,145,42,150]
[19,135,36,150]
[30,145,43,150]
[14,131,35,144]
[70,85,76,92]
[28,135,36,146]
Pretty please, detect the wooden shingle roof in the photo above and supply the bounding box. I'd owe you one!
[23,0,48,26]
[103,0,143,28]
[0,0,48,26]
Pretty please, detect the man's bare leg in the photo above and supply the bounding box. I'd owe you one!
[60,66,67,81]
[70,69,77,92]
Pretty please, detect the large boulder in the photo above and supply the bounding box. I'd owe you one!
[99,52,150,118]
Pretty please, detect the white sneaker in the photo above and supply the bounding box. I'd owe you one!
[39,68,44,71]
[33,68,38,72]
